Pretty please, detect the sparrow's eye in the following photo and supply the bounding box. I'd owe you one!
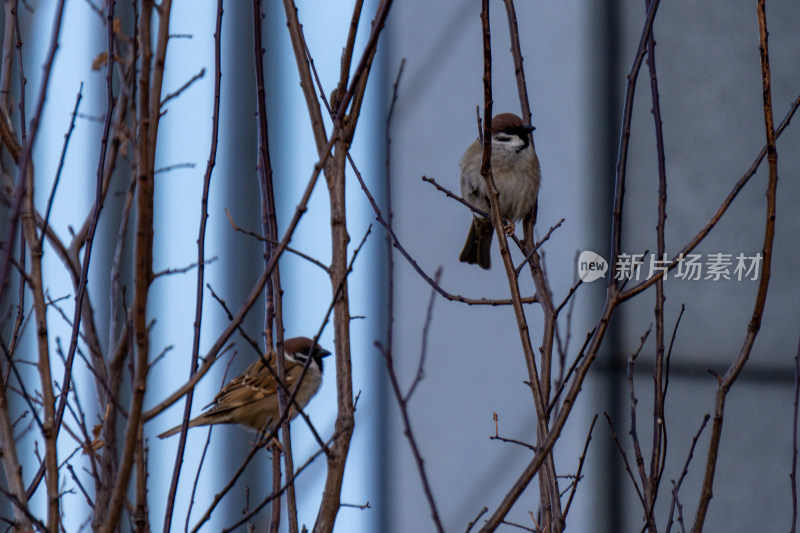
[284,351,307,365]
[493,133,514,143]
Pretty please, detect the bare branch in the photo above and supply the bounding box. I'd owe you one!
[691,3,779,529]
[563,415,598,518]
[604,412,646,507]
[465,507,489,533]
[224,207,330,273]
[40,84,82,247]
[160,67,205,107]
[378,267,446,533]
[152,256,217,279]
[490,413,536,452]
[666,414,709,533]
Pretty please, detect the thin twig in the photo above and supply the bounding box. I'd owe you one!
[422,175,489,219]
[490,414,536,452]
[514,218,564,276]
[666,414,709,533]
[339,501,371,510]
[184,351,237,532]
[152,256,218,280]
[160,67,205,107]
[563,414,598,518]
[0,485,47,532]
[501,0,533,144]
[404,264,438,402]
[609,0,661,290]
[224,208,330,273]
[154,162,196,174]
[378,268,445,533]
[604,413,645,507]
[67,464,95,510]
[40,84,83,247]
[662,304,685,404]
[465,507,489,533]
[189,434,280,533]
[219,435,335,533]
[161,0,216,533]
[626,326,657,530]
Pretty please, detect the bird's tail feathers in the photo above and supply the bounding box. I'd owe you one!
[459,217,493,270]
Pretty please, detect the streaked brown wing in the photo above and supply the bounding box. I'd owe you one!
[282,360,306,392]
[209,356,278,411]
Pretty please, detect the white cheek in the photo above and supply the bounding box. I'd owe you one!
[492,135,525,151]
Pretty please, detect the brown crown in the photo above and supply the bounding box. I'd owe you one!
[491,113,525,133]
[283,336,331,359]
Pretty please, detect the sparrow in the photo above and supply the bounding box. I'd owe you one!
[157,336,330,438]
[458,112,541,269]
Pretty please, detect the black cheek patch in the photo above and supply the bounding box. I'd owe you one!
[516,131,531,152]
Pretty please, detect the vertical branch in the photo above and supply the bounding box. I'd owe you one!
[384,58,403,353]
[0,0,64,332]
[56,0,116,438]
[252,0,277,356]
[10,1,69,531]
[147,0,173,152]
[281,0,328,151]
[0,0,24,312]
[609,0,661,287]
[47,2,118,522]
[161,1,223,531]
[333,0,364,113]
[0,365,30,528]
[21,73,60,533]
[134,425,149,532]
[312,140,353,533]
[500,0,533,140]
[90,14,137,521]
[645,0,669,524]
[479,1,563,528]
[252,1,297,530]
[12,0,25,143]
[500,0,556,418]
[0,0,14,112]
[626,327,657,530]
[310,3,393,532]
[691,1,778,530]
[269,444,282,533]
[101,0,172,529]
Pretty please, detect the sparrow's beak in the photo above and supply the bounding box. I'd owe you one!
[317,348,332,358]
[523,124,536,133]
